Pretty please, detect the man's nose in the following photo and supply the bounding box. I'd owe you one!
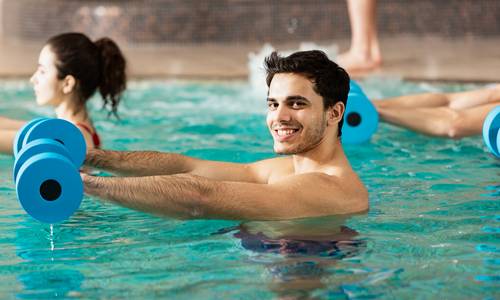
[274,105,291,122]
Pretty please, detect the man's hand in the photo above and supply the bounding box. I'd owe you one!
[84,148,107,169]
[80,172,102,197]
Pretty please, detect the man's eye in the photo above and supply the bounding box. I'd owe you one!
[268,102,278,110]
[291,102,304,109]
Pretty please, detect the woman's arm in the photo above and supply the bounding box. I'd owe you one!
[377,103,499,138]
[0,129,17,154]
[0,117,25,130]
[374,85,500,110]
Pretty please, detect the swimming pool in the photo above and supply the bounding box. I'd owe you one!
[0,79,498,299]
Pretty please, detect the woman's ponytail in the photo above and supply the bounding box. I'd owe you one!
[94,38,127,117]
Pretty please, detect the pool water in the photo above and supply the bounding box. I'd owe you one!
[0,79,498,299]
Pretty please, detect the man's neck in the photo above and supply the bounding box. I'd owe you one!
[292,139,344,174]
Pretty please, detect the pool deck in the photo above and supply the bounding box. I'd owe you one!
[0,36,499,82]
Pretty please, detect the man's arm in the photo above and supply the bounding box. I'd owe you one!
[82,172,368,220]
[85,149,272,183]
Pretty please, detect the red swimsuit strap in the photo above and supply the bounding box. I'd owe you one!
[75,122,101,148]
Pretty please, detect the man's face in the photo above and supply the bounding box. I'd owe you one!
[266,73,328,155]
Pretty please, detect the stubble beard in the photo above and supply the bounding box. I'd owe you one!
[273,116,327,155]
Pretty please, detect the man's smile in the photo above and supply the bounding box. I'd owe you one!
[273,126,301,142]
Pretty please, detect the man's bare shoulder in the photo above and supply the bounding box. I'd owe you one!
[273,172,368,214]
[247,156,293,184]
[251,156,292,168]
[328,167,369,209]
[286,171,366,198]
[245,156,368,214]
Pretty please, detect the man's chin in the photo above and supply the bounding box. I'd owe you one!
[273,145,297,155]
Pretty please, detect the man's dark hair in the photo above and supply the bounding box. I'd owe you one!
[264,50,350,137]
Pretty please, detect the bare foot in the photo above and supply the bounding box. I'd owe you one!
[337,50,381,75]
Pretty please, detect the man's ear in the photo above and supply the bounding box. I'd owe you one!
[61,75,77,94]
[327,101,345,126]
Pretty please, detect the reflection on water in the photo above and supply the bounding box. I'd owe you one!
[217,215,367,299]
[15,221,85,299]
[236,215,366,257]
[17,270,83,299]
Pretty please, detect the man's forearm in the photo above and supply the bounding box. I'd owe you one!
[82,173,211,219]
[85,149,195,176]
[82,172,363,221]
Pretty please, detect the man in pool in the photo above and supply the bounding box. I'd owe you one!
[81,50,368,220]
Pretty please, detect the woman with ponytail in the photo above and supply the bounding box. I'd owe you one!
[0,32,127,153]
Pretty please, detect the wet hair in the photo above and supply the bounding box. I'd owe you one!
[47,32,127,117]
[264,50,350,137]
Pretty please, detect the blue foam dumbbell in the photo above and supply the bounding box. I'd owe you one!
[13,117,47,157]
[341,80,379,144]
[19,118,86,166]
[483,106,500,158]
[13,118,87,223]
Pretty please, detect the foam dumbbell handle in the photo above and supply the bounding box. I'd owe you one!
[13,118,48,157]
[16,152,83,223]
[23,118,87,167]
[482,106,500,158]
[13,138,71,183]
[342,91,379,144]
[349,80,367,97]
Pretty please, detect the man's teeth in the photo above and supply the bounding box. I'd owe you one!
[277,129,296,136]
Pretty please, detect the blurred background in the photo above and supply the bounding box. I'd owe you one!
[0,0,499,82]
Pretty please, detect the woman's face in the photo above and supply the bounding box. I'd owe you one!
[30,45,64,106]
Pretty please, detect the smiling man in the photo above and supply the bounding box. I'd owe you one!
[82,50,368,220]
